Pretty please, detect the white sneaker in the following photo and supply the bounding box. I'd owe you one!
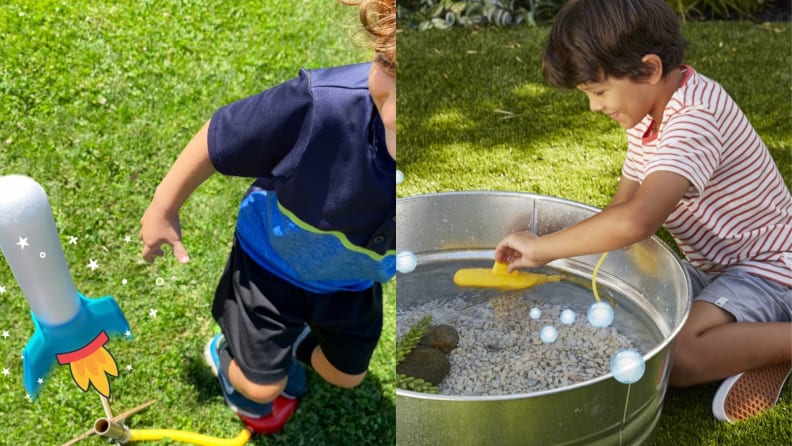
[712,362,792,423]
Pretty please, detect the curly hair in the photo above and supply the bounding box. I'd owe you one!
[542,0,686,89]
[340,0,396,73]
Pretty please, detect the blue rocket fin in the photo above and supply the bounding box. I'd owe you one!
[22,293,131,400]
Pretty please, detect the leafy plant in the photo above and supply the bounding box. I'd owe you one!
[396,373,440,394]
[397,0,565,30]
[396,315,432,363]
[395,315,439,394]
[398,0,774,30]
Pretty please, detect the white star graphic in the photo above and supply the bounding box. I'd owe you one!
[2,368,9,376]
[87,259,99,271]
[16,237,29,250]
[124,235,132,243]
[2,330,9,339]
[68,236,78,245]
[124,330,132,338]
[125,364,133,372]
[37,377,43,385]
[0,285,6,294]
[148,308,158,318]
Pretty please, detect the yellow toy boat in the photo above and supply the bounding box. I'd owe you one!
[453,262,561,290]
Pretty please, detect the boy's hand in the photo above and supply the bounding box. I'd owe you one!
[139,205,190,264]
[494,231,550,271]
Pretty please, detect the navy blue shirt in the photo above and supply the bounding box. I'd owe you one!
[208,63,395,293]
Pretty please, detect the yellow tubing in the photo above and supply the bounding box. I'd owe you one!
[591,252,609,302]
[128,428,252,445]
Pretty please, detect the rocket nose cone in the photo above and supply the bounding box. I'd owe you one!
[0,175,50,227]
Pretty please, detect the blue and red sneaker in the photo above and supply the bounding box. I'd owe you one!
[204,334,306,421]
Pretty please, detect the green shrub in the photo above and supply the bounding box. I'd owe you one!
[397,0,565,30]
[398,0,774,30]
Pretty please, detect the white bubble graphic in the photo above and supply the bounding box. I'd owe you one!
[587,302,614,328]
[396,250,417,274]
[539,325,558,344]
[560,309,576,325]
[610,349,646,384]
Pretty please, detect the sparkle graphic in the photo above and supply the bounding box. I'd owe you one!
[37,377,44,385]
[125,364,133,372]
[68,236,79,245]
[149,308,158,318]
[2,368,9,376]
[16,236,29,250]
[2,330,9,339]
[87,259,99,271]
[0,285,6,294]
[124,330,132,338]
[124,235,132,243]
[122,279,128,286]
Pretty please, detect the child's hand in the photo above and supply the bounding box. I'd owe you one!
[494,231,549,271]
[139,204,190,264]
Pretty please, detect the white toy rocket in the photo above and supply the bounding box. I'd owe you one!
[0,175,130,399]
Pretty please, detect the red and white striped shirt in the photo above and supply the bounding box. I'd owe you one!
[623,66,792,287]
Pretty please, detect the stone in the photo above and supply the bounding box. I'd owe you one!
[397,345,451,386]
[419,324,460,353]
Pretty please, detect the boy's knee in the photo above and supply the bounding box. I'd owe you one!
[310,347,369,388]
[237,380,285,403]
[229,366,286,403]
[324,369,367,389]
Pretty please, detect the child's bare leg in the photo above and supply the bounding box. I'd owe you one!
[670,301,792,387]
[227,360,287,403]
[310,346,367,388]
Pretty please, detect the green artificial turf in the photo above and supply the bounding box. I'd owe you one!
[0,2,394,445]
[397,21,792,446]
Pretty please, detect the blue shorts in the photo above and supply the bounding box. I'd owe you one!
[683,262,792,323]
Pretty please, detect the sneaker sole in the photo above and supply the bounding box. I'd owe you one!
[714,362,792,422]
[203,336,221,379]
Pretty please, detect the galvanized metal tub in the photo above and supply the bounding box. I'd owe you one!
[396,191,691,446]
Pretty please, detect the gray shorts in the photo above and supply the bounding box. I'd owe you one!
[683,262,792,323]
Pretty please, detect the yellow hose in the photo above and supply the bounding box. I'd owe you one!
[591,252,609,302]
[128,428,251,445]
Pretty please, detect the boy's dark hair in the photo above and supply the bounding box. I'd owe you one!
[542,0,687,89]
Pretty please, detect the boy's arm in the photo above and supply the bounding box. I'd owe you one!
[607,174,639,207]
[140,120,217,264]
[495,171,689,270]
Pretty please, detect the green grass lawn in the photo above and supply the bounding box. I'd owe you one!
[0,2,394,445]
[397,21,792,446]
